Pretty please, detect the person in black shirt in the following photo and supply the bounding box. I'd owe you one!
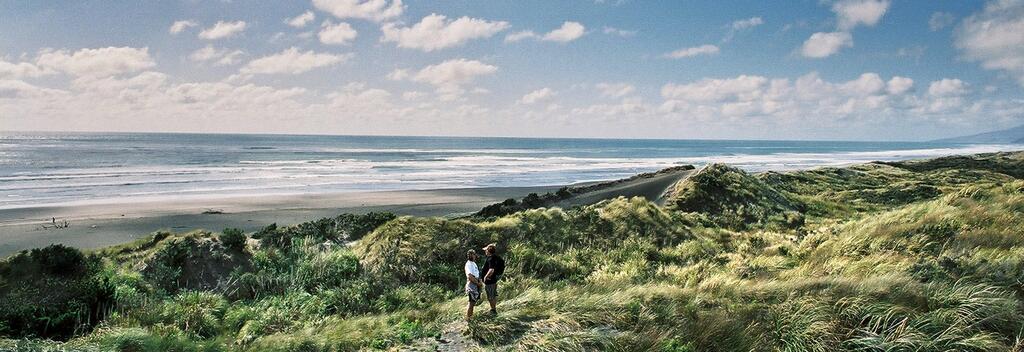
[481,243,505,314]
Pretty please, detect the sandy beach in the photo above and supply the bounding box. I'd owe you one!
[0,186,559,257]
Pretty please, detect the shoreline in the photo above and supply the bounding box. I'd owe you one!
[0,186,561,257]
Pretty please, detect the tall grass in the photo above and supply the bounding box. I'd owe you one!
[3,153,1024,351]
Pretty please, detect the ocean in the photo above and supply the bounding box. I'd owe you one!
[1,132,1021,210]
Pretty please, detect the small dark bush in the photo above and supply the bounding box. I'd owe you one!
[556,186,573,199]
[335,212,397,241]
[253,223,290,249]
[522,193,543,207]
[220,228,247,251]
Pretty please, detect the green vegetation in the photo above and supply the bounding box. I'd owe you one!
[477,165,696,217]
[2,152,1024,351]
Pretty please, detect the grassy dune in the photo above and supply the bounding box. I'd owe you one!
[2,152,1023,351]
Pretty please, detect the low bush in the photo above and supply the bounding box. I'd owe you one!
[220,228,247,252]
[0,245,114,340]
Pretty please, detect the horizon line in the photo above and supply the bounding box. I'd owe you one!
[0,129,941,144]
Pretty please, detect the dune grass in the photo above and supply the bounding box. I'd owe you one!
[1,152,1023,351]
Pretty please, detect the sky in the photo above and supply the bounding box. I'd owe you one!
[1,0,1022,141]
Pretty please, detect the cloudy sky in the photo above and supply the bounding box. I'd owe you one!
[1,0,1022,141]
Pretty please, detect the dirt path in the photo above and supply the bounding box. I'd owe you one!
[401,321,482,352]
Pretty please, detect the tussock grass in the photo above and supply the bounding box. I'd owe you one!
[3,152,1024,351]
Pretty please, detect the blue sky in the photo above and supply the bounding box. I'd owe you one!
[1,0,1022,141]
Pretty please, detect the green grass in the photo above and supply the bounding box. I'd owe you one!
[2,152,1024,351]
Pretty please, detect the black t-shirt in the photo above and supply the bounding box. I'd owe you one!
[481,254,505,284]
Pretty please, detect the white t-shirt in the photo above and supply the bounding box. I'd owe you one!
[465,260,480,281]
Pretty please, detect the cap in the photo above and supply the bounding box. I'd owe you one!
[482,243,496,251]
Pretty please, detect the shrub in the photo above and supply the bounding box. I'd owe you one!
[319,280,374,316]
[358,217,486,288]
[522,193,543,207]
[0,244,114,340]
[162,291,228,338]
[220,228,247,252]
[557,186,573,199]
[296,249,361,291]
[335,212,397,241]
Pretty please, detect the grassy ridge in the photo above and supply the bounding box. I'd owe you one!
[1,152,1023,351]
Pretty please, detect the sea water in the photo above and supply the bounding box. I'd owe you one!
[1,132,1021,209]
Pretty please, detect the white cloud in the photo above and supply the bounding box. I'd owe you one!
[412,59,497,87]
[504,30,537,43]
[198,21,247,40]
[240,47,351,75]
[661,75,767,102]
[381,14,509,51]
[189,46,221,62]
[0,59,53,79]
[839,73,885,96]
[801,32,852,58]
[287,11,316,28]
[955,0,1024,86]
[326,82,396,116]
[319,21,358,45]
[386,68,409,81]
[832,0,890,31]
[519,87,555,104]
[169,20,197,35]
[404,58,497,100]
[2,64,1020,139]
[655,72,980,123]
[886,76,914,95]
[189,45,245,66]
[730,17,764,30]
[796,0,887,59]
[572,96,650,117]
[542,21,586,42]
[665,44,719,59]
[217,53,244,66]
[722,17,763,42]
[505,22,587,43]
[928,78,968,96]
[0,79,58,99]
[36,47,156,77]
[602,26,637,37]
[595,82,636,98]
[312,0,404,22]
[928,12,955,31]
[401,91,425,100]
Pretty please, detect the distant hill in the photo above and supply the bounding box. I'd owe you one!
[935,124,1024,144]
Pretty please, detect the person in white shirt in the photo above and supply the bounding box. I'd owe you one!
[465,249,484,321]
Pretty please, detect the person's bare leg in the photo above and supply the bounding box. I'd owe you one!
[488,296,496,312]
[466,302,474,321]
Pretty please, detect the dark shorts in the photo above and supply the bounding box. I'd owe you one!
[485,283,497,299]
[467,284,481,305]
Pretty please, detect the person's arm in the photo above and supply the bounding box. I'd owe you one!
[484,268,495,282]
[466,264,483,286]
[467,272,483,286]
